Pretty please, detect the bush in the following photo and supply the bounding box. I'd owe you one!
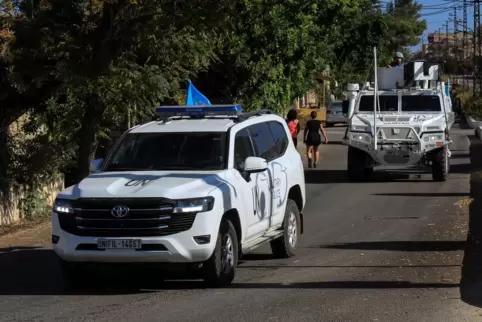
[20,188,51,221]
[463,95,482,120]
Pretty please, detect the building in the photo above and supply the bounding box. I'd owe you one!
[426,31,473,60]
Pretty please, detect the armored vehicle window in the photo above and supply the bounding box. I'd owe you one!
[358,95,398,112]
[401,95,441,112]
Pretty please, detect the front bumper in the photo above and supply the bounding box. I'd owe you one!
[344,126,450,166]
[51,212,218,264]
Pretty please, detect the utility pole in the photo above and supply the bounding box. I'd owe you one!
[438,28,442,60]
[474,0,481,96]
[452,7,458,69]
[446,22,449,57]
[463,0,468,89]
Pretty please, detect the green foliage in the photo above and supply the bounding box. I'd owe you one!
[20,187,51,221]
[463,95,482,120]
[383,0,426,54]
[0,0,428,202]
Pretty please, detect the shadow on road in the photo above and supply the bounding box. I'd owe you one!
[0,248,201,295]
[460,136,482,308]
[239,264,461,269]
[304,170,434,184]
[312,241,465,252]
[0,247,463,294]
[227,281,458,289]
[372,192,470,197]
[450,163,472,174]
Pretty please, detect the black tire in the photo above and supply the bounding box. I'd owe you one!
[432,147,449,182]
[270,200,301,258]
[202,220,238,287]
[347,146,372,182]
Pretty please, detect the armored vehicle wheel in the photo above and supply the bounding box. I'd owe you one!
[347,146,372,182]
[432,147,449,182]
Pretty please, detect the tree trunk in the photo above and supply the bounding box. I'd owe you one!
[75,94,104,183]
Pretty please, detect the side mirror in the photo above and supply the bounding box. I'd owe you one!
[90,158,104,173]
[342,100,349,114]
[244,157,268,174]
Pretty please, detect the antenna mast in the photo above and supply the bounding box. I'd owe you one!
[373,46,378,150]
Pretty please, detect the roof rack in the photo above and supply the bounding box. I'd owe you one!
[155,105,275,123]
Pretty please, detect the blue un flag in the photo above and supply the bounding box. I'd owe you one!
[186,80,211,106]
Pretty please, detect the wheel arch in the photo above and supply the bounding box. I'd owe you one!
[287,185,304,234]
[222,209,242,254]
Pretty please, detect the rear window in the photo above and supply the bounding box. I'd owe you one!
[401,95,441,112]
[358,95,398,112]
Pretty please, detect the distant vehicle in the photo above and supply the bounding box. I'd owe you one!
[342,53,454,182]
[325,101,348,127]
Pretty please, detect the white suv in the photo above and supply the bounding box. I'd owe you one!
[52,105,306,287]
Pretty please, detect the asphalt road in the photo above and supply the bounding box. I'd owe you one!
[1,123,482,321]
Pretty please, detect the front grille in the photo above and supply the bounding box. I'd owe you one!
[377,127,419,141]
[58,198,197,237]
[383,116,412,123]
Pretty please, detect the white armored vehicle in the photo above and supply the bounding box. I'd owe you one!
[341,58,454,182]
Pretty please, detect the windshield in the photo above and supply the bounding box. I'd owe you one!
[358,95,398,112]
[104,132,227,171]
[401,95,441,112]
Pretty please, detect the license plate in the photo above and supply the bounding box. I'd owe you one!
[97,239,142,249]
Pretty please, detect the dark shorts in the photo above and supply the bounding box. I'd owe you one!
[305,132,322,146]
[292,137,298,148]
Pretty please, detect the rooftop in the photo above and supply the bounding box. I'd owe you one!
[130,117,237,133]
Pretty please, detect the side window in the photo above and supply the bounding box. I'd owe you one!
[267,121,289,157]
[234,128,255,170]
[248,122,277,161]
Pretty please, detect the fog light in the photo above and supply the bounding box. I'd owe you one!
[52,235,60,244]
[193,235,211,245]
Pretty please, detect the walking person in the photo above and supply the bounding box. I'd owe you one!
[303,111,328,168]
[286,109,301,148]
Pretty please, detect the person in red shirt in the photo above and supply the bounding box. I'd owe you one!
[286,109,301,148]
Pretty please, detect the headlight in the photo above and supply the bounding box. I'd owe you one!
[350,133,371,142]
[53,199,74,214]
[351,124,370,132]
[423,134,443,142]
[173,197,214,213]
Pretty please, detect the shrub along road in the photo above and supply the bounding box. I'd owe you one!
[0,125,481,321]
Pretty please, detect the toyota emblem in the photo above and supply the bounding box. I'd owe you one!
[111,205,130,218]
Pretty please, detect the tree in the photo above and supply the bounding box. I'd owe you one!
[7,0,229,182]
[384,0,426,55]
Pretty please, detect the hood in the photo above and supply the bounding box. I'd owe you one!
[58,171,227,199]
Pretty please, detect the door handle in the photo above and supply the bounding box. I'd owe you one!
[259,176,267,181]
[281,167,287,172]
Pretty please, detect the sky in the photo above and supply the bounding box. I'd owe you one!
[409,0,474,51]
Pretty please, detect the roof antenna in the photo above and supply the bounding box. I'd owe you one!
[373,46,378,151]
